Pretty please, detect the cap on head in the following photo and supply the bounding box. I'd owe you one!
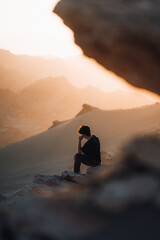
[77,125,91,136]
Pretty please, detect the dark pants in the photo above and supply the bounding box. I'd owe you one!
[74,153,100,173]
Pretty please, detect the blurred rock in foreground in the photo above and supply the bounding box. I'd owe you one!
[0,137,160,240]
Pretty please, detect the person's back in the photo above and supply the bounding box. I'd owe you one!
[81,135,101,164]
[74,125,101,173]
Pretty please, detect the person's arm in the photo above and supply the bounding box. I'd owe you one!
[78,136,84,153]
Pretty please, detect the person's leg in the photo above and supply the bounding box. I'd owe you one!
[74,153,83,173]
[81,155,99,167]
[74,153,99,173]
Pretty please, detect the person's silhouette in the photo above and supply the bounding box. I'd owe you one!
[74,125,101,173]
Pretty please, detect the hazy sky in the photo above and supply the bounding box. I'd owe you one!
[0,0,159,100]
[0,0,81,57]
[0,0,132,92]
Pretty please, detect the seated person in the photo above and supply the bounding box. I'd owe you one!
[74,125,101,173]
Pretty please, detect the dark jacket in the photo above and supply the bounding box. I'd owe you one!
[81,135,101,163]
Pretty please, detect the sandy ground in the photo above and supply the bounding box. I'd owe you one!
[0,103,159,202]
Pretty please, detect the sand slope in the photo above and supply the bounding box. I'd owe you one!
[0,103,159,194]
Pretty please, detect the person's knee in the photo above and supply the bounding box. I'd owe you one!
[74,153,82,161]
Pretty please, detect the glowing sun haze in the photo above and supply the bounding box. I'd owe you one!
[0,0,127,91]
[0,0,159,100]
[0,0,80,57]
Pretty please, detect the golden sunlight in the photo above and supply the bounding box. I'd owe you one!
[0,0,81,57]
[0,0,159,99]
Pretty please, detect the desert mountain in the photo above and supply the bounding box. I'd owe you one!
[0,88,17,111]
[18,76,78,121]
[0,49,65,82]
[0,103,159,195]
[0,65,35,93]
[18,76,157,120]
[1,48,159,102]
[0,75,158,147]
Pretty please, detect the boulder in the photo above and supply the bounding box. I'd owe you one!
[33,174,67,186]
[32,174,75,194]
[61,170,86,183]
[54,0,160,95]
[87,164,112,175]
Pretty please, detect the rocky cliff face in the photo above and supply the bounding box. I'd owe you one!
[54,0,160,95]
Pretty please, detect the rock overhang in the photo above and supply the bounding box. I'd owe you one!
[54,0,160,95]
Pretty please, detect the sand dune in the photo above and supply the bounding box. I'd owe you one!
[0,103,159,195]
[75,104,98,117]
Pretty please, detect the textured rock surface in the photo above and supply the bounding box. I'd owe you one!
[61,170,87,183]
[31,174,74,194]
[31,167,112,195]
[0,137,160,239]
[54,0,160,95]
[33,174,68,186]
[87,164,112,174]
[31,172,87,195]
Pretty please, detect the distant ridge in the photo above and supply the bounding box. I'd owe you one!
[0,48,65,82]
[76,104,99,117]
